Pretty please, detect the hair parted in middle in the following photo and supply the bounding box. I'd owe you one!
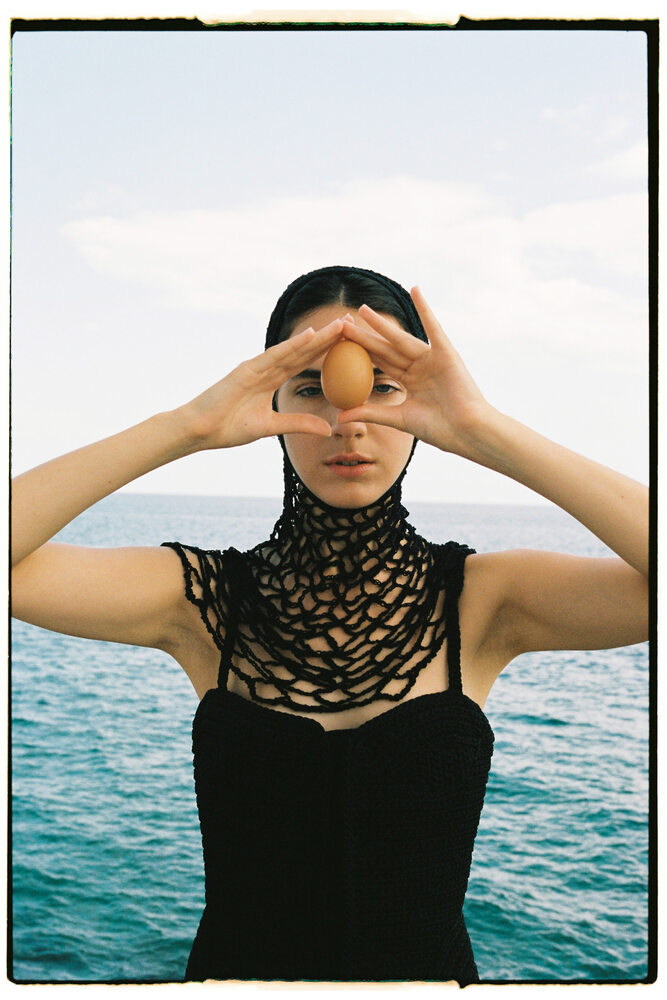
[264,265,429,350]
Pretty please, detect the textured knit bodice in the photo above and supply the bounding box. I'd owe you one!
[165,541,494,984]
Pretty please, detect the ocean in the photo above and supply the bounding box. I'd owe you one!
[10,493,650,983]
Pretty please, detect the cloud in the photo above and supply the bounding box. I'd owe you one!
[586,141,648,185]
[521,191,647,276]
[59,175,647,366]
[60,177,498,317]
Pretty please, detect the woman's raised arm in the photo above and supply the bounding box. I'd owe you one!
[11,320,345,654]
[337,290,648,679]
[12,411,197,568]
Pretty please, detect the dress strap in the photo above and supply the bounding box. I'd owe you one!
[216,552,238,690]
[217,622,235,689]
[442,543,475,695]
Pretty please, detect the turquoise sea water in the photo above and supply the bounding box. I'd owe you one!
[10,494,650,982]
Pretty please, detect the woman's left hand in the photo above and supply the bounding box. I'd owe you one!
[339,287,648,683]
[338,287,493,458]
[340,285,648,589]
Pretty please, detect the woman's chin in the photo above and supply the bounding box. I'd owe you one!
[302,471,389,510]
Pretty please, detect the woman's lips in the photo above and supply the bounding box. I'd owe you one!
[325,454,374,478]
[326,462,374,478]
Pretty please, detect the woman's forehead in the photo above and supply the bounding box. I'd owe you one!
[288,304,404,339]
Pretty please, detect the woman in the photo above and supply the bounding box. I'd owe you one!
[11,265,648,984]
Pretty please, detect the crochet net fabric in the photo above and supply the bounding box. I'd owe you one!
[164,265,454,713]
[165,461,453,712]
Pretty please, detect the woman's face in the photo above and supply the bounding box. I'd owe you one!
[275,303,415,509]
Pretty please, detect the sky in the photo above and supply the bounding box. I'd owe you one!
[10,18,650,507]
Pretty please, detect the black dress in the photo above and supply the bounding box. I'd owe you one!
[167,541,494,984]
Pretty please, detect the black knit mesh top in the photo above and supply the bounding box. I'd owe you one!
[165,539,495,984]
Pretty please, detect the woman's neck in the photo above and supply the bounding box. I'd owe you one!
[271,467,411,559]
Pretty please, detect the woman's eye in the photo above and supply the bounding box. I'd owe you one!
[295,383,400,399]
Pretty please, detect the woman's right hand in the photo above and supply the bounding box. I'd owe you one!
[11,316,348,690]
[177,318,345,451]
[12,316,346,571]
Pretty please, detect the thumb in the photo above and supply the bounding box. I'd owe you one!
[272,413,333,437]
[336,404,406,431]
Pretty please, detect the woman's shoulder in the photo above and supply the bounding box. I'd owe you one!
[161,540,227,558]
[161,540,244,570]
[160,541,247,606]
[460,549,530,614]
[160,542,241,687]
[456,551,521,704]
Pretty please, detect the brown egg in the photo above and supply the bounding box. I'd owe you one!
[321,340,374,410]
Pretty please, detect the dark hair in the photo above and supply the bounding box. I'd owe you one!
[264,265,429,349]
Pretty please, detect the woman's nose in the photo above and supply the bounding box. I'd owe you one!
[331,411,367,438]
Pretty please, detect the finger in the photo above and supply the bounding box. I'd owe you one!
[252,319,344,380]
[409,286,453,352]
[274,317,341,355]
[275,319,344,367]
[356,304,428,358]
[336,402,409,433]
[286,322,345,369]
[272,413,333,437]
[339,321,409,374]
